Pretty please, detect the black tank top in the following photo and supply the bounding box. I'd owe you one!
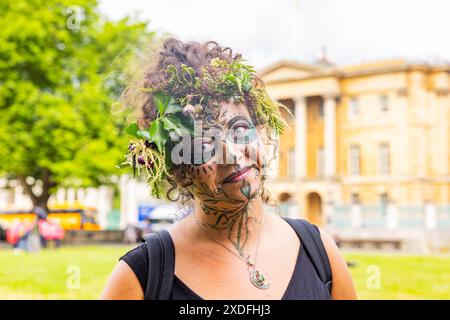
[119,220,332,300]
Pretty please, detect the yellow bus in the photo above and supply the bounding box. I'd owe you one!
[0,206,101,231]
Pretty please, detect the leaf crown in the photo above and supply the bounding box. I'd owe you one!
[118,57,286,199]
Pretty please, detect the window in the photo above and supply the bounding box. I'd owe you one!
[380,193,388,215]
[318,99,324,119]
[380,95,389,112]
[349,144,361,175]
[288,148,295,179]
[348,97,359,118]
[379,143,390,175]
[317,146,324,177]
[351,193,360,205]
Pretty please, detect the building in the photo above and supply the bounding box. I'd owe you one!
[0,178,114,229]
[260,58,450,247]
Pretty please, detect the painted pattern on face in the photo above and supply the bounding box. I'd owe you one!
[186,101,267,256]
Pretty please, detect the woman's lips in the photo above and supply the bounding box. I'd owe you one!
[222,167,252,184]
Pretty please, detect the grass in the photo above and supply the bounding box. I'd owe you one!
[344,251,450,299]
[0,245,448,299]
[0,245,134,299]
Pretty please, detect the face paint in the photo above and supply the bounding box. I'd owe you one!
[185,101,267,254]
[226,116,258,145]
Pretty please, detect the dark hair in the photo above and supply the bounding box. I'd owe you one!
[138,38,266,128]
[131,38,274,203]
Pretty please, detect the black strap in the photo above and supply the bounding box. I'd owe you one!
[143,229,175,300]
[283,218,333,293]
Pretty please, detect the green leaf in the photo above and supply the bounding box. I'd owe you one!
[152,120,169,153]
[125,123,150,140]
[125,123,140,138]
[136,130,151,140]
[178,115,194,135]
[149,121,158,139]
[162,116,182,136]
[116,162,130,169]
[153,92,171,116]
[165,99,184,114]
[164,148,173,171]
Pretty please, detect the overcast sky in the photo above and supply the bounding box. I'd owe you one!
[99,0,450,69]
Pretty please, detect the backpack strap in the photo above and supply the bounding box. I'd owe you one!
[143,229,175,300]
[283,217,333,293]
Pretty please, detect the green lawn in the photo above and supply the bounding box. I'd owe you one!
[0,245,135,299]
[0,245,448,299]
[345,252,450,299]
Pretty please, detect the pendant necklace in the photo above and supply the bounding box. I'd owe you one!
[193,211,271,290]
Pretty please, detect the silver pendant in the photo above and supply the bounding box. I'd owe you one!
[249,268,271,289]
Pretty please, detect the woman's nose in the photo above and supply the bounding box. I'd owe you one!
[217,139,246,165]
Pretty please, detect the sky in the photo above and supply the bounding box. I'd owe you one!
[99,0,450,69]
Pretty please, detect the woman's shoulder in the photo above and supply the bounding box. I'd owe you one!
[121,242,148,261]
[100,244,148,299]
[315,226,357,299]
[119,243,149,292]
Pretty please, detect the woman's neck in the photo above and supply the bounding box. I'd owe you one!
[190,197,265,260]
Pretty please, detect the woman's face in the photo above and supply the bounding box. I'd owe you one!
[185,101,266,214]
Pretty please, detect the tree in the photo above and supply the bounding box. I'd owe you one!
[0,0,156,210]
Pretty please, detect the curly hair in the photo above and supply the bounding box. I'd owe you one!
[138,38,267,128]
[125,38,276,204]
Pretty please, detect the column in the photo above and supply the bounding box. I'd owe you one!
[425,202,437,230]
[83,188,97,210]
[48,195,55,207]
[77,188,86,204]
[97,186,113,229]
[119,176,129,229]
[14,184,27,209]
[324,95,337,178]
[350,204,362,228]
[294,95,307,179]
[67,188,76,205]
[56,188,65,205]
[119,175,138,229]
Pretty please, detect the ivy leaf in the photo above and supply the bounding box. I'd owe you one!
[152,120,169,153]
[177,115,194,135]
[153,92,171,116]
[149,120,158,140]
[164,148,173,171]
[124,123,140,138]
[162,116,183,136]
[136,130,151,140]
[125,123,150,140]
[165,99,184,114]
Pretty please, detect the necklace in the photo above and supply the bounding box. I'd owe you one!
[192,211,271,290]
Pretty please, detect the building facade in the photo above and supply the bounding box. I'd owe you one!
[260,58,450,236]
[0,178,114,229]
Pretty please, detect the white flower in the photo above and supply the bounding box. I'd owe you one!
[183,104,195,115]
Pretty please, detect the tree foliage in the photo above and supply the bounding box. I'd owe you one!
[0,0,155,209]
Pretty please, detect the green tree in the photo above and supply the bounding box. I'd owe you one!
[0,0,155,210]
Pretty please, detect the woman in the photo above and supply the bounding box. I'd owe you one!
[101,38,356,300]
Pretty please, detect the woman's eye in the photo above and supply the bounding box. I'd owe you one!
[201,137,215,150]
[201,142,210,150]
[226,121,257,145]
[232,124,249,136]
